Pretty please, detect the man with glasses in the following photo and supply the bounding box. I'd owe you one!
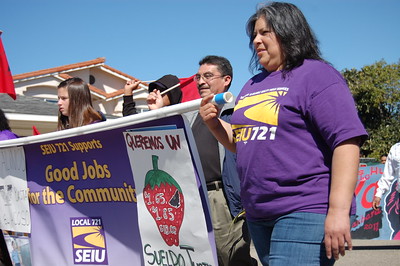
[186,55,257,266]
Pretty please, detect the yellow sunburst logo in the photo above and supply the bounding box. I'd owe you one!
[72,226,106,248]
[234,90,287,126]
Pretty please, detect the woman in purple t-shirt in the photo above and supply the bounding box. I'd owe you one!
[199,2,367,265]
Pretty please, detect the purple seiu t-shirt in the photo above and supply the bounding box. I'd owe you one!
[0,130,18,141]
[231,60,368,221]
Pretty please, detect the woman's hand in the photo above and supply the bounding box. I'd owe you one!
[124,79,141,96]
[324,209,352,260]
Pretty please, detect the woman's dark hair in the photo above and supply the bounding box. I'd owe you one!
[57,77,102,130]
[0,109,11,131]
[246,2,323,74]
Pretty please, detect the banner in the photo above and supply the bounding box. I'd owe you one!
[0,98,217,266]
[0,146,30,233]
[124,127,213,262]
[352,162,399,240]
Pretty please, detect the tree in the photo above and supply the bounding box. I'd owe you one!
[342,60,400,159]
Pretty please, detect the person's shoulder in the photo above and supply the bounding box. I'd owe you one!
[248,70,269,83]
[182,110,198,124]
[0,130,19,140]
[388,143,400,160]
[302,59,338,74]
[97,111,107,121]
[183,109,198,117]
[300,59,345,84]
[390,143,400,151]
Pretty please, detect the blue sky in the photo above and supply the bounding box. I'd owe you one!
[1,0,399,96]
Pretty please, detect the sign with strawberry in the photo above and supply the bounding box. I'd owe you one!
[124,127,215,265]
[143,155,185,246]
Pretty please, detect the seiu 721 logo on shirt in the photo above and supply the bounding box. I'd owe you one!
[70,217,108,264]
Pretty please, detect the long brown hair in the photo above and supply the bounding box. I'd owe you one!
[57,77,102,130]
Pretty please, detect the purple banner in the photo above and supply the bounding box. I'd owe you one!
[21,115,216,265]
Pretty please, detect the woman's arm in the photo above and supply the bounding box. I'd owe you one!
[122,79,141,116]
[324,137,361,260]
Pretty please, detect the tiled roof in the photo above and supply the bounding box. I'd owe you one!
[13,58,107,80]
[13,58,148,100]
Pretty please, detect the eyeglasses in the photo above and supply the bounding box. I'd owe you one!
[194,72,224,82]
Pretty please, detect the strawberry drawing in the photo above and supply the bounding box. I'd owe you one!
[143,155,185,246]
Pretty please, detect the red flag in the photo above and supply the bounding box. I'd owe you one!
[32,125,41,135]
[179,75,200,103]
[0,32,16,100]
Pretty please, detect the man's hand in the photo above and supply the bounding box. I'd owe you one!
[199,94,220,129]
[147,89,164,110]
[372,196,381,210]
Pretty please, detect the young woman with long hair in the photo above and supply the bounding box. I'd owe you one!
[57,77,104,130]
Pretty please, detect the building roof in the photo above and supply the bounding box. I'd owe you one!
[0,93,119,119]
[3,57,149,136]
[13,57,133,81]
[1,93,58,136]
[0,93,57,116]
[58,73,126,100]
[13,57,148,101]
